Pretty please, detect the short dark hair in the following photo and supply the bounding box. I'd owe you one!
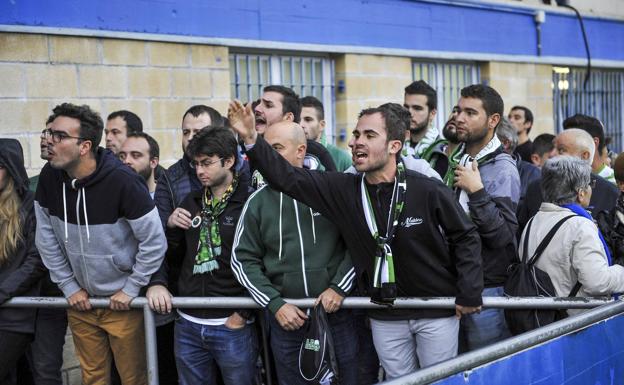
[300,96,324,121]
[52,103,103,154]
[359,103,409,145]
[404,80,437,111]
[613,152,624,184]
[263,85,301,123]
[107,110,143,134]
[563,114,605,153]
[510,106,534,125]
[182,105,225,127]
[460,84,504,118]
[186,126,238,171]
[126,132,159,160]
[532,133,555,157]
[46,114,55,125]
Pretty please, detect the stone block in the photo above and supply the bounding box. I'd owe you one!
[381,56,412,76]
[529,79,553,99]
[373,76,408,99]
[211,70,231,98]
[103,99,151,128]
[128,68,170,97]
[150,129,181,165]
[0,33,48,62]
[335,54,361,74]
[0,65,24,97]
[536,64,553,78]
[191,45,228,68]
[342,76,374,99]
[361,55,384,74]
[79,66,127,98]
[102,39,147,66]
[151,99,194,130]
[172,69,212,98]
[50,36,99,64]
[148,42,189,67]
[0,101,50,133]
[26,64,78,98]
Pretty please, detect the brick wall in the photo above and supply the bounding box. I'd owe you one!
[0,32,230,175]
[481,61,555,137]
[334,54,412,148]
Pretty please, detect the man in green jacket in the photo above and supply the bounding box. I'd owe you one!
[300,96,352,172]
[231,121,357,385]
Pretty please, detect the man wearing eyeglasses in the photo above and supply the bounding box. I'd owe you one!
[147,126,258,385]
[34,103,166,385]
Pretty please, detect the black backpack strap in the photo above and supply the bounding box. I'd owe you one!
[521,217,535,264]
[568,281,582,297]
[527,215,577,266]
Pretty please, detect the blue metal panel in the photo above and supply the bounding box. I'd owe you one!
[1,0,623,61]
[435,313,624,385]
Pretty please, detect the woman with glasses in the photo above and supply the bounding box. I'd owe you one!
[0,139,45,384]
[519,156,624,316]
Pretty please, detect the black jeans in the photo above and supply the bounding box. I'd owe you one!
[0,330,32,385]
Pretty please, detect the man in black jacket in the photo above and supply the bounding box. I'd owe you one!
[228,100,483,379]
[517,128,618,233]
[147,127,257,385]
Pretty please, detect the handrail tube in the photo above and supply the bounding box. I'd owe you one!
[381,299,624,385]
[1,296,613,309]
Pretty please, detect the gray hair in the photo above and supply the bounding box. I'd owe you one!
[541,156,592,205]
[558,128,596,164]
[496,117,518,152]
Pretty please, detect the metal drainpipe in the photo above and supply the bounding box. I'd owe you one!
[535,10,546,56]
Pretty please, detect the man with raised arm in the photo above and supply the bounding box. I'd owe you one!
[228,100,483,379]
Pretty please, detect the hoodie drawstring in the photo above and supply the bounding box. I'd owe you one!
[293,200,309,297]
[278,193,283,260]
[62,183,68,242]
[81,188,90,242]
[309,207,316,244]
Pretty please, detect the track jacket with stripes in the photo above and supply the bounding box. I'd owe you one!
[232,185,355,314]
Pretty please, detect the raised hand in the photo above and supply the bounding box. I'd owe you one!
[228,100,257,145]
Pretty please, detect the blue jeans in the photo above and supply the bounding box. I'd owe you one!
[174,316,259,385]
[267,308,359,385]
[460,286,511,352]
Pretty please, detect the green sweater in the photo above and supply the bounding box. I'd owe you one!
[232,185,355,314]
[325,143,352,172]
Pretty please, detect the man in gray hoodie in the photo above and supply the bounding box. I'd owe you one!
[35,103,166,385]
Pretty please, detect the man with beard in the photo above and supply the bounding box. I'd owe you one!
[253,85,336,174]
[402,80,448,176]
[444,84,520,351]
[119,133,160,198]
[104,110,143,155]
[229,100,483,379]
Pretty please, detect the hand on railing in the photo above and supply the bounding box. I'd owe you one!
[146,285,173,314]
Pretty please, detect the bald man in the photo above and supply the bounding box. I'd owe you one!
[232,121,358,385]
[517,128,619,233]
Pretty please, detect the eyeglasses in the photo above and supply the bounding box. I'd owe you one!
[193,158,223,168]
[43,128,87,144]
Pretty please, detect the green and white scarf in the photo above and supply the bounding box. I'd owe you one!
[402,126,440,158]
[443,135,502,212]
[361,161,407,305]
[193,174,238,275]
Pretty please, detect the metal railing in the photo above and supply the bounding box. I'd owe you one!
[382,298,624,385]
[2,296,616,385]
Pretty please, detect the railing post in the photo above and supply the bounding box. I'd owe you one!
[143,304,159,385]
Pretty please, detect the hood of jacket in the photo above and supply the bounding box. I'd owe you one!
[55,148,121,189]
[0,138,29,198]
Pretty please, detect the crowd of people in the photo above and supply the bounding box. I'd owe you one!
[1,79,624,385]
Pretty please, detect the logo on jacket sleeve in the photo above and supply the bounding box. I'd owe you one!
[403,217,423,228]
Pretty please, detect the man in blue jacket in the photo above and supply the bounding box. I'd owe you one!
[446,85,520,351]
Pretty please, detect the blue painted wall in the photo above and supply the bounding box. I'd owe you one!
[436,313,624,385]
[1,0,623,61]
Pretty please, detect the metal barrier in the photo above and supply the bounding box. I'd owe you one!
[381,299,624,385]
[1,296,615,385]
